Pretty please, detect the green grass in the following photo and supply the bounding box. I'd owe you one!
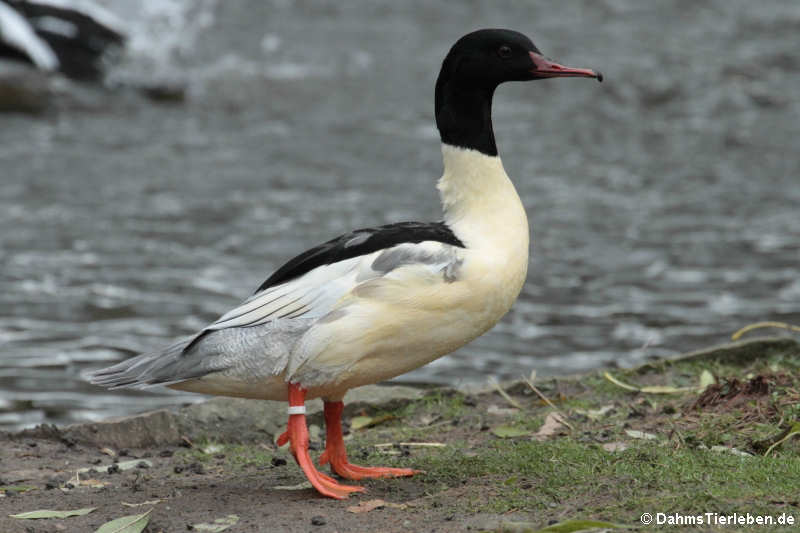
[406,439,800,517]
[178,337,800,531]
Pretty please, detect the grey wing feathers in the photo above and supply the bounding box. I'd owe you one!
[90,337,226,389]
[88,319,315,389]
[89,239,464,391]
[89,337,199,389]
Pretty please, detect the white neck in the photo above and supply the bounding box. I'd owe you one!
[437,143,530,252]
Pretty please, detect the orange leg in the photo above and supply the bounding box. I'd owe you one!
[318,401,420,480]
[275,384,364,499]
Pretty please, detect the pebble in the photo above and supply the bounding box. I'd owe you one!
[311,516,326,526]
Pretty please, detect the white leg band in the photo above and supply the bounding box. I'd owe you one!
[287,405,306,415]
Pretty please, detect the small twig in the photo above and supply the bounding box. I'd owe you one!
[732,321,800,341]
[488,376,522,409]
[521,374,574,431]
[522,375,558,410]
[764,424,800,457]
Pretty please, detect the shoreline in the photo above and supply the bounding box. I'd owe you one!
[2,336,799,532]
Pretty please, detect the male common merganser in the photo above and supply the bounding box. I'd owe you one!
[0,0,124,80]
[90,28,601,499]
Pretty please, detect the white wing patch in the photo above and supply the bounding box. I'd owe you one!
[199,240,463,335]
[28,0,127,35]
[0,3,59,70]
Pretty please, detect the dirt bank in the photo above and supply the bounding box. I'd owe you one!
[2,337,799,533]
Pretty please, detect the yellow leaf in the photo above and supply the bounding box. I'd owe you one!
[350,414,395,430]
[699,369,716,390]
[604,372,694,394]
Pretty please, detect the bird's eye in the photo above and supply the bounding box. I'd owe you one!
[497,45,512,59]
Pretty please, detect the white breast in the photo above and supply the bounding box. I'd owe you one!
[289,145,530,396]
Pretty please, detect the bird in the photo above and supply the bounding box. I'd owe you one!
[90,28,601,499]
[0,0,125,81]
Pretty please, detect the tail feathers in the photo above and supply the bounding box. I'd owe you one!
[89,337,208,390]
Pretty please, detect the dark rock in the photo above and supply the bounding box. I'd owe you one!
[270,457,286,467]
[311,516,326,526]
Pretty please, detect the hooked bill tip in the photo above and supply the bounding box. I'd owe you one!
[595,70,604,83]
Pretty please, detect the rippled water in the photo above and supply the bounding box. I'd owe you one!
[1,0,798,430]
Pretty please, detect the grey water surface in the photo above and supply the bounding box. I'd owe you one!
[1,0,798,429]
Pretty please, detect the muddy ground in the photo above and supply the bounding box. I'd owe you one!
[2,337,800,533]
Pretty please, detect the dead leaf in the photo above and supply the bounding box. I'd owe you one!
[624,429,658,440]
[191,514,239,532]
[115,459,153,471]
[347,499,407,513]
[602,442,629,452]
[273,481,313,491]
[99,447,117,457]
[350,414,396,430]
[201,444,224,455]
[699,369,716,390]
[121,499,164,507]
[709,445,753,457]
[487,404,519,416]
[78,478,108,489]
[95,510,151,533]
[533,412,569,441]
[575,404,615,421]
[347,499,387,513]
[10,507,96,519]
[418,413,441,426]
[604,371,694,394]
